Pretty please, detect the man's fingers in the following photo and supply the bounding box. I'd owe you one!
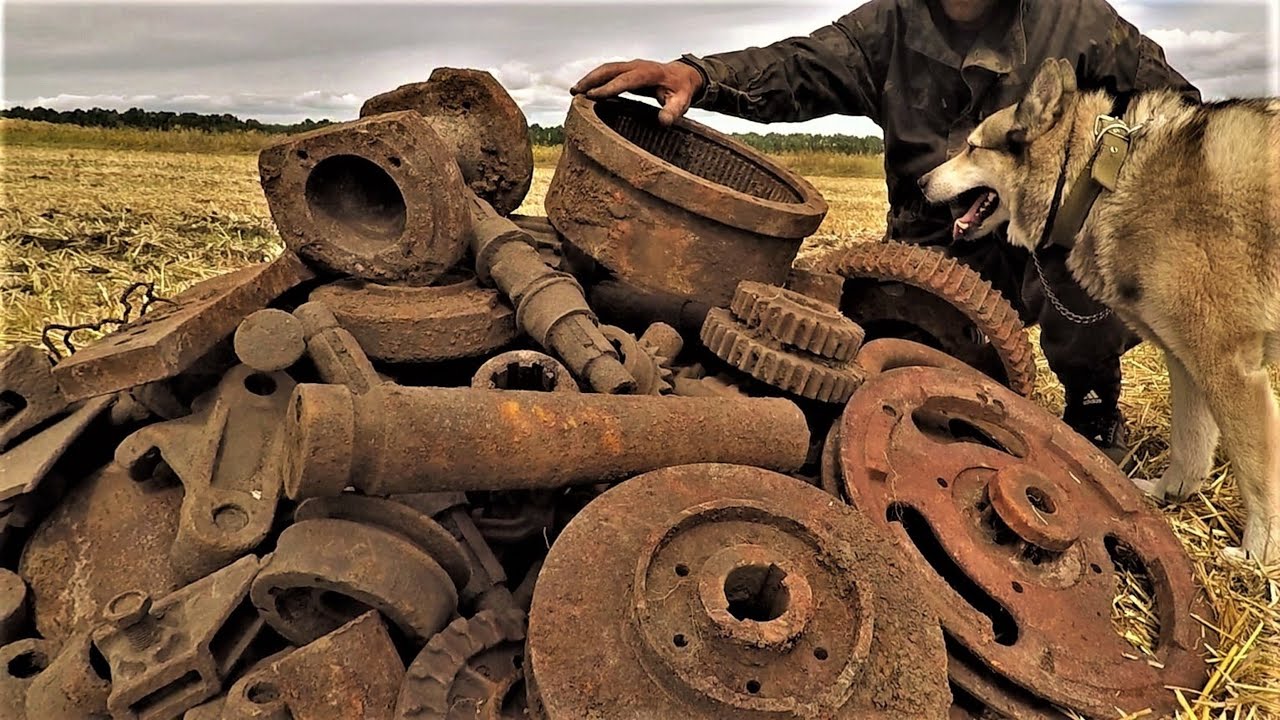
[657,90,692,126]
[571,61,634,95]
[585,66,662,100]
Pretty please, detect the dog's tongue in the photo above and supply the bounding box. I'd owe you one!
[952,192,993,240]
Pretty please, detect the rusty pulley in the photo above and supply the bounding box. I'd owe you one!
[527,463,951,719]
[836,366,1212,718]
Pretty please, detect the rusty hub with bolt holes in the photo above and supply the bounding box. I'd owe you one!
[527,463,950,719]
[836,366,1212,719]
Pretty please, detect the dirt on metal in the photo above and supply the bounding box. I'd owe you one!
[527,463,951,719]
[837,365,1212,719]
[233,309,306,373]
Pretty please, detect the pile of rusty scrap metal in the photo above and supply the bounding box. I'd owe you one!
[0,68,1214,720]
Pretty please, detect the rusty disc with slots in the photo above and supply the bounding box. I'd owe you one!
[837,366,1211,719]
[527,463,949,719]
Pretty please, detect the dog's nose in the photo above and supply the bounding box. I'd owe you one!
[917,174,929,190]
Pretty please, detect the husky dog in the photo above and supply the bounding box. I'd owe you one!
[920,58,1280,564]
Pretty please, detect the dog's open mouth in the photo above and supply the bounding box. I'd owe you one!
[953,188,1000,240]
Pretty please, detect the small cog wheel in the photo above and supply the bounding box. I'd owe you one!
[730,282,865,362]
[396,609,529,720]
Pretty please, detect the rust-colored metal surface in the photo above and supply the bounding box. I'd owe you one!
[259,111,469,284]
[115,365,294,582]
[468,492,557,547]
[472,351,579,393]
[731,281,865,362]
[0,345,70,452]
[0,394,114,507]
[545,96,828,307]
[0,569,29,644]
[361,68,534,216]
[837,366,1211,718]
[92,555,265,720]
[309,276,519,364]
[0,638,55,720]
[23,631,112,720]
[233,309,306,373]
[527,464,950,719]
[251,518,458,646]
[221,611,404,720]
[396,608,529,719]
[587,278,712,339]
[293,302,382,393]
[856,337,981,377]
[814,242,1037,396]
[282,384,810,499]
[600,325,672,395]
[51,254,313,402]
[21,462,185,643]
[784,266,845,308]
[470,193,635,395]
[507,214,565,270]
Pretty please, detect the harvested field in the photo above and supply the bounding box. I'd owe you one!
[1,124,1277,718]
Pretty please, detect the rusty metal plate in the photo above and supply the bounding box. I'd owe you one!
[545,96,828,307]
[0,394,114,507]
[0,569,28,644]
[222,611,404,720]
[838,366,1211,718]
[361,68,534,216]
[51,254,314,402]
[0,345,70,452]
[116,365,295,582]
[396,609,529,720]
[309,276,519,364]
[20,462,185,643]
[260,111,469,285]
[527,463,950,719]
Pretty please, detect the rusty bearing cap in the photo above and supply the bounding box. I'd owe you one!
[471,351,579,393]
[309,275,519,365]
[838,366,1212,719]
[259,111,469,285]
[362,68,534,216]
[527,463,950,719]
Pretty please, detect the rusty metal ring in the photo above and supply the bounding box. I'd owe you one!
[854,337,979,377]
[471,351,579,393]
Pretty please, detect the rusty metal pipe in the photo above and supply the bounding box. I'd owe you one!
[282,384,810,499]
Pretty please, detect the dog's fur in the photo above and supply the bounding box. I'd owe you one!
[921,58,1280,564]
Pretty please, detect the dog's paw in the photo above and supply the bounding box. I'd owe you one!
[1147,469,1206,502]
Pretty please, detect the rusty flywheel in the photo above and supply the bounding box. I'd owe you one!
[526,463,951,719]
[813,242,1036,396]
[836,366,1212,718]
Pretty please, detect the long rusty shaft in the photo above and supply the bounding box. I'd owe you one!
[282,384,810,499]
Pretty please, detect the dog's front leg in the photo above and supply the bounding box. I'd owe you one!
[1145,353,1219,500]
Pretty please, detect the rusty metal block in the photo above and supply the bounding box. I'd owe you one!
[396,609,529,719]
[115,365,295,582]
[471,351,578,393]
[293,302,381,394]
[51,254,314,402]
[0,345,71,452]
[23,631,112,720]
[546,96,828,307]
[259,111,469,284]
[1,638,57,720]
[91,555,265,720]
[527,464,950,718]
[308,276,519,364]
[837,366,1212,718]
[234,310,306,373]
[361,68,534,217]
[21,462,185,643]
[251,518,458,646]
[282,383,811,499]
[221,612,403,720]
[0,569,29,644]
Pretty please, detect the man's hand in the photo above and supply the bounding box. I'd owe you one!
[571,60,704,127]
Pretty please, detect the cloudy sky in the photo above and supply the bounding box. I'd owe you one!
[3,0,1277,137]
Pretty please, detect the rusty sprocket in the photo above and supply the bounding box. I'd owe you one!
[396,609,529,719]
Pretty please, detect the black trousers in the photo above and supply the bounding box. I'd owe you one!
[905,236,1139,411]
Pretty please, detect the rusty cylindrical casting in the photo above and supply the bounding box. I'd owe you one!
[545,96,827,307]
[526,464,950,718]
[282,384,810,500]
[472,351,579,393]
[259,110,469,285]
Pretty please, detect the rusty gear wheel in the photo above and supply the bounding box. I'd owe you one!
[527,463,951,719]
[396,609,529,720]
[601,326,672,395]
[837,366,1212,719]
[700,308,865,403]
[730,282,865,362]
[813,242,1036,396]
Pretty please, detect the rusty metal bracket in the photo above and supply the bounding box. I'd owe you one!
[0,393,115,515]
[0,345,72,452]
[293,302,382,394]
[22,631,112,720]
[115,365,295,582]
[1,638,57,720]
[838,366,1212,718]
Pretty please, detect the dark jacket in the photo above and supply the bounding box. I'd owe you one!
[680,0,1200,245]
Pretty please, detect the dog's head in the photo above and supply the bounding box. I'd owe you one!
[919,57,1079,248]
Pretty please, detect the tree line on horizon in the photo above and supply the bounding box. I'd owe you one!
[2,106,885,155]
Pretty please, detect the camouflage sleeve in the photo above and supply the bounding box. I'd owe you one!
[676,1,893,123]
[1080,5,1201,104]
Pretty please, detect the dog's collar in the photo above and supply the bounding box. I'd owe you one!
[1040,109,1143,251]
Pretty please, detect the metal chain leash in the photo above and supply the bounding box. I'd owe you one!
[41,281,175,360]
[1031,250,1113,326]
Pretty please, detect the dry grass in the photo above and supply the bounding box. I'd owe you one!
[1,134,1277,719]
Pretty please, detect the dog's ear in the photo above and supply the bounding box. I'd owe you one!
[1007,57,1078,147]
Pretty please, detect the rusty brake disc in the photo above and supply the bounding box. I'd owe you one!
[527,463,950,719]
[837,366,1211,718]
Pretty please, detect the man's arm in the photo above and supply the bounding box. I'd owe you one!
[1078,5,1201,105]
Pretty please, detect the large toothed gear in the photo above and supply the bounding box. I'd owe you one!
[813,242,1036,396]
[395,609,529,720]
[700,307,865,403]
[730,281,866,362]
